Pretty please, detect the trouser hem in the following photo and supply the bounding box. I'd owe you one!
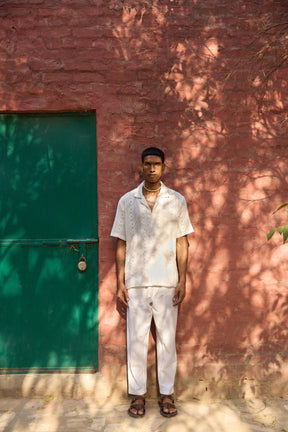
[159,388,174,395]
[128,391,147,397]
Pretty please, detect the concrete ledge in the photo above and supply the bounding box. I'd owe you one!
[176,376,288,401]
[1,373,288,401]
[0,373,127,402]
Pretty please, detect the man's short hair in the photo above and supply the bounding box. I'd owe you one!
[141,147,165,163]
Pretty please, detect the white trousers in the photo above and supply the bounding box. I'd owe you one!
[127,286,178,396]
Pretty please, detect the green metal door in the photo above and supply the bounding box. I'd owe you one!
[0,112,98,372]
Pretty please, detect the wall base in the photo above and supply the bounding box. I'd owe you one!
[1,373,288,401]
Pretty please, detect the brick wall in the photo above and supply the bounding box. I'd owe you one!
[1,0,288,398]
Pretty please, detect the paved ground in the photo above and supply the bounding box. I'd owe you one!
[1,396,288,432]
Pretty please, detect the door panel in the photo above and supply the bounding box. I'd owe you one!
[0,113,98,372]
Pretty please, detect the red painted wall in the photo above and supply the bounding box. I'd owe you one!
[1,0,288,397]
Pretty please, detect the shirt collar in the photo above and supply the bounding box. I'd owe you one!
[133,181,170,199]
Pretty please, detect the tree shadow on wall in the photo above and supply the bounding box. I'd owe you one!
[1,0,288,415]
[107,0,288,399]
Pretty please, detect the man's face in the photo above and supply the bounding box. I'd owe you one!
[142,155,165,184]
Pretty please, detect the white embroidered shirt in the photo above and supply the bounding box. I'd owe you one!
[111,181,194,289]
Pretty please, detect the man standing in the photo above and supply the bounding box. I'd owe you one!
[111,147,193,418]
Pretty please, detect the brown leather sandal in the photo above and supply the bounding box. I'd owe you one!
[159,394,177,417]
[128,396,146,418]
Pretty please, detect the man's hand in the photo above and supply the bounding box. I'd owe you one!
[117,282,129,308]
[173,281,186,306]
[115,238,128,307]
[174,235,189,306]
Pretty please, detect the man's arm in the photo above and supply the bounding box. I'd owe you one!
[116,238,129,308]
[173,235,189,306]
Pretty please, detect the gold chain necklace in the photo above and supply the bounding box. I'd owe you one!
[143,184,161,192]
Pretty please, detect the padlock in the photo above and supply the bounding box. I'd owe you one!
[78,255,87,272]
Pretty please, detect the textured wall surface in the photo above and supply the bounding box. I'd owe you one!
[1,0,288,398]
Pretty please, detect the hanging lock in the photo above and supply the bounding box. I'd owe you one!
[78,255,87,272]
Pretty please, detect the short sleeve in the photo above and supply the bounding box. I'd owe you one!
[176,196,194,238]
[110,197,126,240]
